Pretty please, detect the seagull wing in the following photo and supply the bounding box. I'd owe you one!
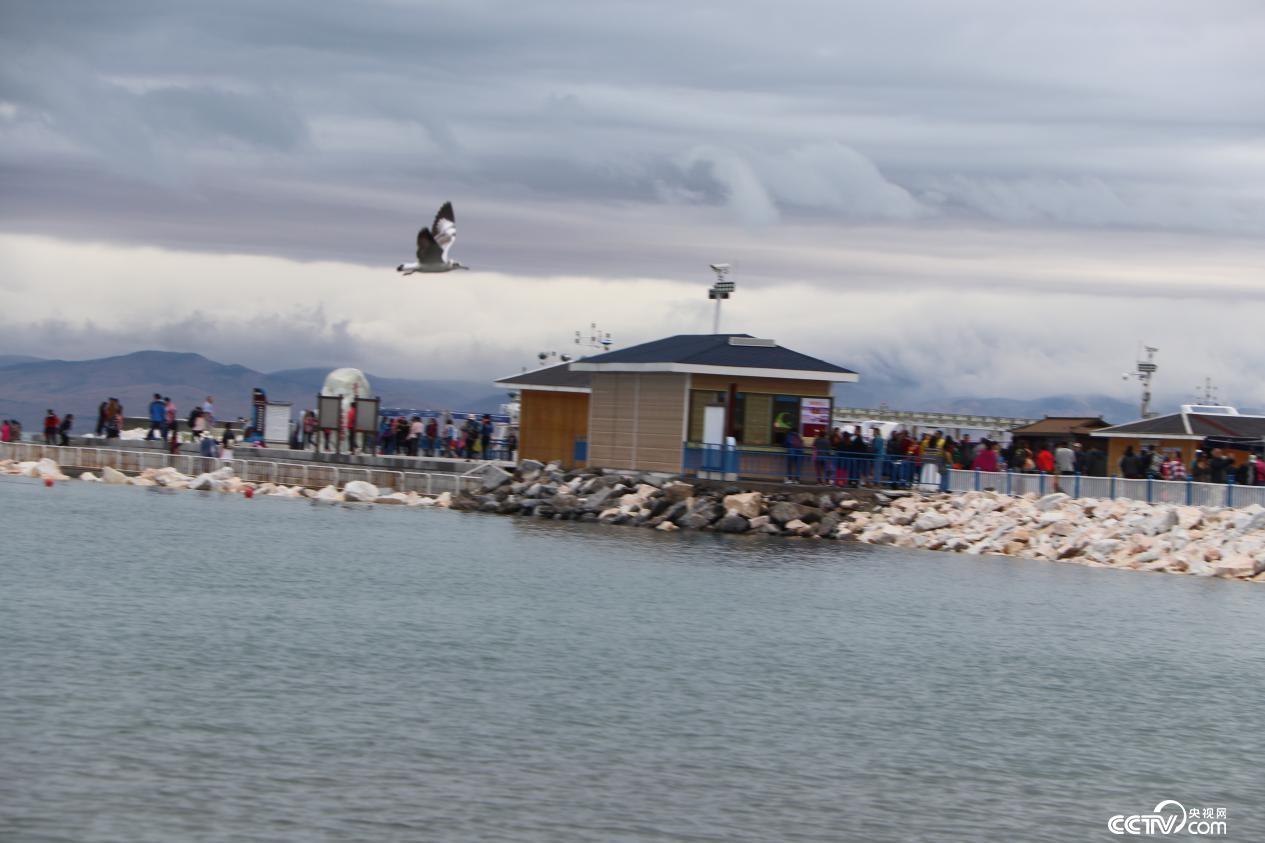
[416,228,443,264]
[431,201,457,260]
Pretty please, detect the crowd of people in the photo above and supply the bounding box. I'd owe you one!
[788,426,1111,485]
[779,426,1265,488]
[295,410,515,460]
[1119,445,1265,486]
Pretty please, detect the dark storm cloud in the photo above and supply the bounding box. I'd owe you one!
[4,0,1265,278]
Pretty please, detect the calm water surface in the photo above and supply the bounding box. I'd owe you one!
[1,477,1262,842]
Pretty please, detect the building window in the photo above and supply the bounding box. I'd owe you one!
[689,390,807,446]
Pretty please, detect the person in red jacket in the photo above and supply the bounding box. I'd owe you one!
[43,410,59,446]
[1035,444,1055,474]
[971,440,1000,472]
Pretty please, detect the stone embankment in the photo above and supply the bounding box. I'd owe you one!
[5,457,1263,581]
[852,489,1265,580]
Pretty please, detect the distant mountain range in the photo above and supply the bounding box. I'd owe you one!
[0,351,508,425]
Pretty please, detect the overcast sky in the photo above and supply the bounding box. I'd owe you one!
[2,1,1264,408]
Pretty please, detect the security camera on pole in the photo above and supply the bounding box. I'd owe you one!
[708,263,734,334]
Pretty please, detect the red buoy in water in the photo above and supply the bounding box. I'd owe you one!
[44,477,54,487]
[244,486,254,499]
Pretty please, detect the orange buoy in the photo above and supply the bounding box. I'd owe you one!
[44,477,54,487]
[244,486,254,499]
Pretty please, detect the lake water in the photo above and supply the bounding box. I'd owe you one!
[1,477,1262,842]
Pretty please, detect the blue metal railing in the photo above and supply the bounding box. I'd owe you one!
[941,469,1265,508]
[682,444,934,488]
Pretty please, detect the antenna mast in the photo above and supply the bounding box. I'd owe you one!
[1133,345,1159,418]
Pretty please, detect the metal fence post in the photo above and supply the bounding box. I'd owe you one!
[1146,477,1153,504]
[1039,472,1046,495]
[1186,476,1192,506]
[1074,473,1081,498]
[1110,475,1117,498]
[1227,479,1235,508]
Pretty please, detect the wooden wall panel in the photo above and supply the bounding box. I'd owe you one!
[587,372,687,472]
[519,390,590,468]
[690,375,833,397]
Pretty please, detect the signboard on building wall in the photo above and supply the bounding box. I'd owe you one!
[800,397,832,439]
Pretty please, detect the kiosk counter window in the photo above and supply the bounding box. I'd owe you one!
[687,390,808,447]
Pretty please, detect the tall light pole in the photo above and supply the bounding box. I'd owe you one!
[708,263,734,334]
[1122,345,1159,419]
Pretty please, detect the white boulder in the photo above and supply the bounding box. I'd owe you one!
[101,466,130,485]
[342,480,380,502]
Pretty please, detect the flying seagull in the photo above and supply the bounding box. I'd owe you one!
[397,201,468,274]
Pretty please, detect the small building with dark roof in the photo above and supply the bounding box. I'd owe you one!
[494,362,591,468]
[1093,405,1265,470]
[566,333,858,473]
[1009,416,1112,451]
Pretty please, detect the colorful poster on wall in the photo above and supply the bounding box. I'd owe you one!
[800,397,832,439]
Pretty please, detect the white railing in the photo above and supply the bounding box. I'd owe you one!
[943,468,1265,509]
[0,442,480,496]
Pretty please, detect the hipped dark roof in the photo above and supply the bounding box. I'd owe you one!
[1098,412,1265,439]
[1010,416,1111,436]
[570,334,857,376]
[494,362,590,391]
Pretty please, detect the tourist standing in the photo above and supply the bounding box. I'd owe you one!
[202,396,215,427]
[1054,441,1076,491]
[813,432,831,485]
[971,441,1000,472]
[1162,451,1186,481]
[409,416,423,457]
[102,398,121,439]
[58,414,73,446]
[95,401,108,436]
[1209,449,1233,484]
[190,407,207,439]
[146,393,165,440]
[785,428,804,483]
[43,410,59,446]
[1119,446,1139,479]
[480,414,494,459]
[1,419,10,443]
[346,403,357,454]
[302,410,316,449]
[164,397,176,442]
[424,416,439,456]
[1034,444,1055,474]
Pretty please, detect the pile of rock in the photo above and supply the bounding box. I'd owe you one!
[451,459,870,537]
[1,457,71,481]
[0,458,459,508]
[848,489,1265,581]
[9,455,1263,581]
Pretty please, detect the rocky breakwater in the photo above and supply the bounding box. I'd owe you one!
[452,459,870,538]
[0,458,459,508]
[848,490,1265,582]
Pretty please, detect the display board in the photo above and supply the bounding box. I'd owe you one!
[352,397,380,433]
[317,395,343,429]
[800,397,832,439]
[263,402,293,444]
